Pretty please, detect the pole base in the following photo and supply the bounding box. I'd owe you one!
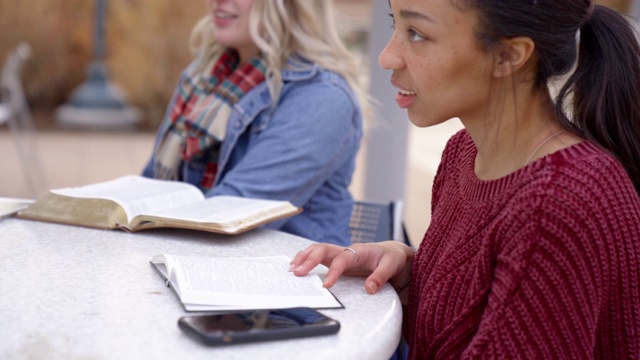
[55,105,141,130]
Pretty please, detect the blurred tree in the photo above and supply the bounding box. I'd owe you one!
[0,0,206,129]
[597,0,631,11]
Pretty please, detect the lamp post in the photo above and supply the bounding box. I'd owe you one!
[55,0,140,129]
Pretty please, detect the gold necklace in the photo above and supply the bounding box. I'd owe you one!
[525,130,566,165]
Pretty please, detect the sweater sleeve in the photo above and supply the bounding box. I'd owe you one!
[461,191,639,359]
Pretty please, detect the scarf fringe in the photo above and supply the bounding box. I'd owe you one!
[152,49,267,189]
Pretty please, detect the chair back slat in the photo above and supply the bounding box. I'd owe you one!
[349,200,411,246]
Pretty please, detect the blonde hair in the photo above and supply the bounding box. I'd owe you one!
[188,0,370,118]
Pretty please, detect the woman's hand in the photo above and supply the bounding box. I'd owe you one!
[289,241,415,295]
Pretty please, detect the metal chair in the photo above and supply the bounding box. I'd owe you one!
[0,43,47,197]
[0,103,11,126]
[349,200,411,246]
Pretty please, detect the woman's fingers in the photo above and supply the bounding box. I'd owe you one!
[290,243,339,275]
[290,241,411,293]
[322,247,360,288]
[363,250,406,294]
[290,244,364,288]
[289,243,321,274]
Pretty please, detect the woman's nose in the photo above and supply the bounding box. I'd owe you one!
[378,35,403,71]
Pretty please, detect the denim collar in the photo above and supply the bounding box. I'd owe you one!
[281,55,319,82]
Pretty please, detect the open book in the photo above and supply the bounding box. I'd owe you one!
[150,254,343,311]
[17,175,301,235]
[0,197,33,220]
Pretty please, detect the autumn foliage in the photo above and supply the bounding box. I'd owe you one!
[0,0,207,129]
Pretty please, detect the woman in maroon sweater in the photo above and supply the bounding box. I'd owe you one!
[291,0,640,358]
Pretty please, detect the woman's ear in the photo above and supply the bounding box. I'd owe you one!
[493,37,536,78]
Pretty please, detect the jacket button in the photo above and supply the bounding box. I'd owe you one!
[234,120,242,128]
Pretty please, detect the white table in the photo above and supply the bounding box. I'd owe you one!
[0,218,402,360]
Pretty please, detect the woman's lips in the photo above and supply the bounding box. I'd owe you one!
[395,89,416,108]
[213,11,237,27]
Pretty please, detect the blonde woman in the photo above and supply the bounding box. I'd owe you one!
[143,0,368,245]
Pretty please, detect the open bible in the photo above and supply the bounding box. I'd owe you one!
[150,254,343,311]
[17,175,301,235]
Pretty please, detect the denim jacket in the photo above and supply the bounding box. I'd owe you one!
[143,57,363,245]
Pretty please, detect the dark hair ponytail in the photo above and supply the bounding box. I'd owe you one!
[556,5,640,195]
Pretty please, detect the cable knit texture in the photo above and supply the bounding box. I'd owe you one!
[404,130,640,359]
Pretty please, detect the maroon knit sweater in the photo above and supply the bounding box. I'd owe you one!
[404,130,640,359]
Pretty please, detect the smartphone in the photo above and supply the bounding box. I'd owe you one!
[178,307,340,346]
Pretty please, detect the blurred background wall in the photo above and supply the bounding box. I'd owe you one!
[0,0,370,131]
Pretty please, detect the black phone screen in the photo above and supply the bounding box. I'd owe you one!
[178,307,340,346]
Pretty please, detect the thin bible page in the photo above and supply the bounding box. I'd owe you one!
[171,255,341,310]
[51,176,204,221]
[141,196,291,223]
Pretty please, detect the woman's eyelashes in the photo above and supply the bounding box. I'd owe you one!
[408,28,426,42]
[388,12,427,42]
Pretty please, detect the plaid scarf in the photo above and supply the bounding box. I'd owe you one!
[153,50,267,191]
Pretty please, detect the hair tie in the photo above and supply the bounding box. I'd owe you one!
[586,1,595,20]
